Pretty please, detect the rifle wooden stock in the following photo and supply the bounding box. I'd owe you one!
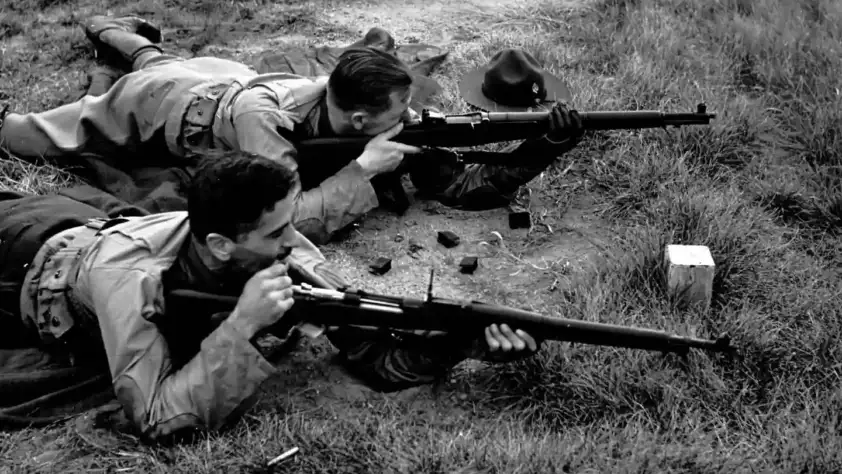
[168,283,733,356]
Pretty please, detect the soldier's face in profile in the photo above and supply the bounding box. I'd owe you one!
[360,90,413,136]
[229,192,299,276]
[327,84,413,136]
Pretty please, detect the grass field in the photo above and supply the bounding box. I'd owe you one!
[2,0,842,472]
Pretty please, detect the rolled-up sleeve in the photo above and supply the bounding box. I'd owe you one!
[230,87,379,243]
[89,267,275,443]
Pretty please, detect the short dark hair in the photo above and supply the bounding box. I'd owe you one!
[187,150,298,242]
[328,47,414,115]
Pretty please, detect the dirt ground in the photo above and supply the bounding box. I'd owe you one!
[251,0,612,406]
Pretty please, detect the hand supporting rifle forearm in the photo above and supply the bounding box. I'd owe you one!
[325,323,541,392]
[512,101,585,158]
[408,101,585,210]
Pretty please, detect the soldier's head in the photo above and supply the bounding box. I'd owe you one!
[187,150,301,278]
[326,47,415,136]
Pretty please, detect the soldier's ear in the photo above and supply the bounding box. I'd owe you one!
[350,111,368,131]
[205,233,235,262]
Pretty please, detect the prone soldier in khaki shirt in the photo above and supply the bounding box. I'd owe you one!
[0,16,585,245]
[0,151,540,443]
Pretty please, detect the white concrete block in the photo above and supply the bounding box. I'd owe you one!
[664,245,715,311]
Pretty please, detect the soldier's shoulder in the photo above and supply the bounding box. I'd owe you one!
[92,212,190,266]
[241,75,327,108]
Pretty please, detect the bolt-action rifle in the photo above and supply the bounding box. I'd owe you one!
[291,104,717,210]
[298,103,716,157]
[167,270,733,356]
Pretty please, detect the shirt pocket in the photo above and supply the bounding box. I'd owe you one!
[181,83,229,154]
[34,246,83,342]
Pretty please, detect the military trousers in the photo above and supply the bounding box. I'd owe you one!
[0,54,253,164]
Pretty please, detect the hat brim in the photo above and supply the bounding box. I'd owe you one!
[458,65,573,112]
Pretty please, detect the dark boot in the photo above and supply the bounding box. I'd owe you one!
[82,16,163,71]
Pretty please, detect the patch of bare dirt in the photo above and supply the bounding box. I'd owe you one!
[259,187,612,415]
[227,0,614,409]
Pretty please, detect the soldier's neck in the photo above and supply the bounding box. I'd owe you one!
[188,236,214,266]
[186,236,229,290]
[183,237,257,295]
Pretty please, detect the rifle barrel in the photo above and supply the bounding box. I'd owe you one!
[462,302,730,354]
[579,110,716,130]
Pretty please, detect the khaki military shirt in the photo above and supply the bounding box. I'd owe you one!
[209,73,379,244]
[19,212,275,441]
